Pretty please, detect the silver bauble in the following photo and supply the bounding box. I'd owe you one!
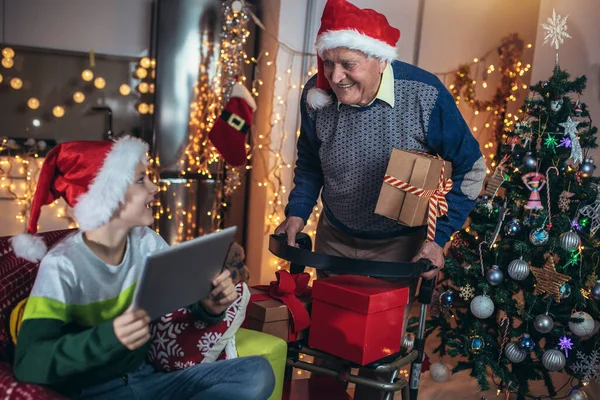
[591,280,600,301]
[508,257,530,281]
[485,265,504,286]
[550,99,563,112]
[523,152,537,169]
[559,231,581,251]
[534,314,554,334]
[567,389,589,400]
[581,158,596,178]
[569,311,595,337]
[542,349,566,371]
[402,333,415,352]
[470,295,495,319]
[504,341,527,363]
[430,361,451,382]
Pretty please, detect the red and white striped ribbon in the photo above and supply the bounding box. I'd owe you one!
[383,161,453,242]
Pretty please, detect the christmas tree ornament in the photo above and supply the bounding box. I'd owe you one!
[523,152,538,169]
[439,289,455,308]
[569,311,595,337]
[459,283,475,301]
[559,335,574,357]
[522,172,546,210]
[559,230,581,251]
[430,361,451,382]
[488,199,509,247]
[484,165,507,197]
[578,183,600,236]
[559,116,583,164]
[550,99,563,112]
[529,227,549,246]
[518,333,536,353]
[591,280,600,301]
[534,314,554,334]
[560,283,572,300]
[580,157,596,178]
[571,350,600,384]
[504,341,527,363]
[469,335,485,354]
[508,257,530,281]
[402,332,415,352]
[542,349,566,371]
[585,272,598,290]
[544,134,559,152]
[470,295,495,319]
[485,265,504,286]
[208,83,256,166]
[567,389,589,400]
[557,136,572,149]
[504,218,522,236]
[574,99,583,115]
[530,254,571,302]
[541,8,572,65]
[558,190,575,212]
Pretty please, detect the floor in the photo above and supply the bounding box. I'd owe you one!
[291,302,599,399]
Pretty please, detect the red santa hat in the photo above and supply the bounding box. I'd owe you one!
[307,0,401,109]
[10,136,149,262]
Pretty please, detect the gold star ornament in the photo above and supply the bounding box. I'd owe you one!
[531,254,571,302]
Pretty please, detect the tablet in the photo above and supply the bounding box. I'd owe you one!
[132,226,237,320]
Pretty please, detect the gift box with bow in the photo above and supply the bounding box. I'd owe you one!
[375,149,453,242]
[244,270,312,342]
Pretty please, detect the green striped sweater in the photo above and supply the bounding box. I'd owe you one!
[14,227,222,397]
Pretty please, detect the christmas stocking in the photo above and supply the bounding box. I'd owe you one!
[209,83,256,166]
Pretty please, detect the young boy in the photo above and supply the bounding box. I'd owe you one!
[11,136,275,400]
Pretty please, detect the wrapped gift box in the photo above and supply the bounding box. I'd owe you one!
[308,275,409,366]
[375,148,452,227]
[245,287,312,342]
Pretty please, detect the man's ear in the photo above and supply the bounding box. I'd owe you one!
[379,60,387,74]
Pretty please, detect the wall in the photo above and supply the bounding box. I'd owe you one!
[245,0,546,282]
[0,0,153,57]
[531,0,600,172]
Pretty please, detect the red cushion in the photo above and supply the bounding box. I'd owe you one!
[0,230,73,361]
[0,361,67,399]
[147,283,249,371]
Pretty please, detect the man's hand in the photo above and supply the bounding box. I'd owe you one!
[412,241,445,280]
[114,309,151,350]
[200,269,238,316]
[274,216,305,247]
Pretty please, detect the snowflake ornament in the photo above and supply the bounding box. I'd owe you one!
[571,350,600,384]
[542,9,572,65]
[459,284,475,301]
[579,183,600,236]
[558,190,575,212]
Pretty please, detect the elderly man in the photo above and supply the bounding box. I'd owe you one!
[276,1,485,395]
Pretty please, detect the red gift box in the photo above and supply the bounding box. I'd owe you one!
[308,275,409,366]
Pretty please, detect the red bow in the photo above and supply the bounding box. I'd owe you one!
[251,270,311,341]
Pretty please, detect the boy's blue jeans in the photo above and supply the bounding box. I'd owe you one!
[78,356,275,400]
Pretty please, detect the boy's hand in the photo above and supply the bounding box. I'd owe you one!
[201,269,238,316]
[114,309,151,350]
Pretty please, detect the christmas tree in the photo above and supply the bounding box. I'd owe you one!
[424,10,600,399]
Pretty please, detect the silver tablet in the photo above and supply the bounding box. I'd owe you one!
[132,226,237,320]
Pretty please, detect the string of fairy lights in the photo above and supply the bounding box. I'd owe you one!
[2,2,536,280]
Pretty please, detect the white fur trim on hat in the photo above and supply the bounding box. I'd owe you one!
[73,136,149,231]
[11,233,48,263]
[306,88,333,109]
[231,83,257,112]
[315,29,398,63]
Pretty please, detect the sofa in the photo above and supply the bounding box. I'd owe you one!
[0,229,286,400]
